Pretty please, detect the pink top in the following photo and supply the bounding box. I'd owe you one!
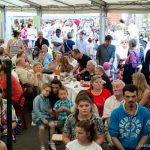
[125,50,139,68]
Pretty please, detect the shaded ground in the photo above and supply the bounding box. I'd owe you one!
[13,105,65,150]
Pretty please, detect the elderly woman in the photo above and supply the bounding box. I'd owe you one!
[48,51,62,71]
[33,62,52,94]
[95,65,113,94]
[88,76,111,117]
[63,90,107,149]
[123,38,139,84]
[80,60,97,81]
[132,72,150,109]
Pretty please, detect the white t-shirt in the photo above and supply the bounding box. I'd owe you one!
[103,95,123,119]
[66,140,102,150]
[76,39,87,54]
[69,59,78,68]
[52,35,63,51]
[116,46,128,60]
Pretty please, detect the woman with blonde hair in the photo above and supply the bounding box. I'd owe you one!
[132,72,150,108]
[88,76,111,117]
[95,66,113,94]
[60,56,73,73]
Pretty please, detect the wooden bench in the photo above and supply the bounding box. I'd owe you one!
[52,134,63,141]
[31,121,63,142]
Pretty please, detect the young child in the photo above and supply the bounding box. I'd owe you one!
[32,83,55,150]
[103,62,113,82]
[53,86,73,132]
[66,120,102,150]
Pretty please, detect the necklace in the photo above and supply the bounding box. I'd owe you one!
[92,89,102,96]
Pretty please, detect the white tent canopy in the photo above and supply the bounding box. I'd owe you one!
[0,0,150,13]
[1,0,150,42]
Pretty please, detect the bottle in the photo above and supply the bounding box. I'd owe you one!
[55,65,61,75]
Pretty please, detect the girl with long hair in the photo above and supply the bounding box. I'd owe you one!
[66,120,102,150]
[132,72,150,109]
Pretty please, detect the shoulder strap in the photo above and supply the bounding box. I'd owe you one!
[65,41,72,51]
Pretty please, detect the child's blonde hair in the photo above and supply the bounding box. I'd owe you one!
[41,83,51,90]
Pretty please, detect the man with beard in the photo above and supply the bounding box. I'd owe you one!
[109,84,150,150]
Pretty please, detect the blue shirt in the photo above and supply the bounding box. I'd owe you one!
[32,94,51,121]
[53,98,73,121]
[45,52,53,62]
[109,103,150,149]
[43,57,50,69]
[64,40,75,53]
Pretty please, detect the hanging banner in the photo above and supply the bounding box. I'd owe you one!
[33,16,41,30]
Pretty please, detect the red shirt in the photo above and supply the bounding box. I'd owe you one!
[88,88,111,117]
[0,75,23,103]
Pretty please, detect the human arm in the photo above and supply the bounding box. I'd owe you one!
[71,63,79,73]
[63,115,73,144]
[54,106,64,114]
[102,97,112,120]
[48,61,56,71]
[78,68,86,75]
[136,136,148,150]
[111,137,125,150]
[20,41,25,51]
[33,72,41,86]
[135,109,150,149]
[139,89,150,106]
[62,101,74,113]
[109,109,124,149]
[6,40,11,55]
[43,59,49,69]
[95,116,105,144]
[63,132,70,144]
[96,46,100,65]
[96,134,105,145]
[32,96,45,121]
[109,46,116,64]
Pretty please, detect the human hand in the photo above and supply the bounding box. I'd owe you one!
[35,72,42,78]
[60,106,67,111]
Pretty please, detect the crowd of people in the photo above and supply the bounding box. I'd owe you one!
[0,17,150,150]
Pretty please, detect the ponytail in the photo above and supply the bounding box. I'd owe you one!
[76,120,97,142]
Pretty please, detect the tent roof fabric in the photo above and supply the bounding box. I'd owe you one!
[1,0,150,12]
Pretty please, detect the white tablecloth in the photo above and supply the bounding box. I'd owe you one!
[64,81,89,103]
[49,74,89,103]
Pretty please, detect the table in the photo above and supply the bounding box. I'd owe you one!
[64,81,89,103]
[49,73,89,103]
